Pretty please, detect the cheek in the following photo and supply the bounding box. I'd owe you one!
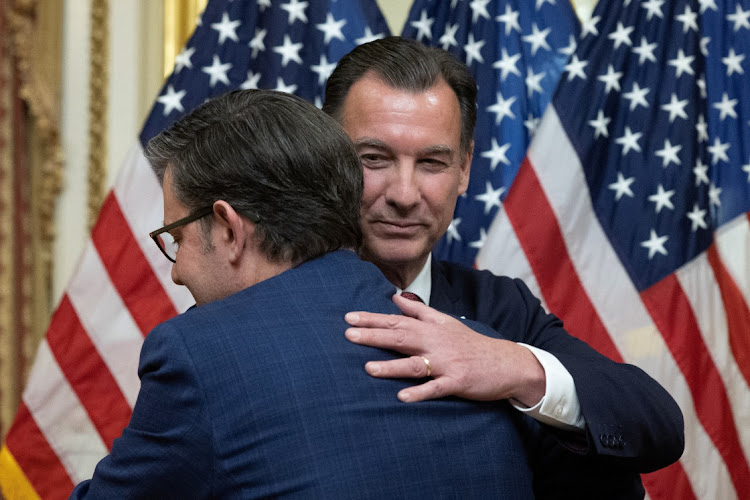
[171,260,182,285]
[361,169,386,209]
[170,246,193,286]
[423,175,460,215]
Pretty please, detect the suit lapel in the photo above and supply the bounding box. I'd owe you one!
[429,257,461,315]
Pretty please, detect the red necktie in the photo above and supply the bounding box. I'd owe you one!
[400,291,424,303]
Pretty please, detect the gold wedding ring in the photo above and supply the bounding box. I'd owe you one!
[421,356,432,377]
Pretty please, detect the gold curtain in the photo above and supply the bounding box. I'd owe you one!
[0,0,63,439]
[163,0,207,77]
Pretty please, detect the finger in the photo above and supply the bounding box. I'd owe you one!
[391,293,429,319]
[398,379,447,403]
[345,296,451,327]
[392,294,449,326]
[344,309,412,329]
[345,327,416,353]
[365,355,432,379]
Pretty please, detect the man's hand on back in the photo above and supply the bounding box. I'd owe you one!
[345,294,546,406]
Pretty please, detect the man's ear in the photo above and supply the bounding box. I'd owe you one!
[212,200,250,264]
[457,141,473,195]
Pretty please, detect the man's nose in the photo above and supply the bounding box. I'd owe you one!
[385,164,420,210]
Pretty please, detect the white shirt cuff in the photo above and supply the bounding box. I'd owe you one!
[510,343,586,431]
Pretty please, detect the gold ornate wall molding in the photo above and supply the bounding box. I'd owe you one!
[88,0,108,231]
[9,1,63,271]
[0,0,63,438]
[0,0,20,439]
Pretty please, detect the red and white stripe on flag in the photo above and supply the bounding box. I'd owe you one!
[0,144,193,499]
[478,106,750,500]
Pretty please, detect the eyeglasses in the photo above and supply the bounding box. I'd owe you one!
[149,206,214,263]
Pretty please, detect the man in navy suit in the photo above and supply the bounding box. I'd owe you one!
[323,37,684,498]
[70,90,535,498]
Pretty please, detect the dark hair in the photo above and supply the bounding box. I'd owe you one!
[145,89,363,264]
[323,36,477,156]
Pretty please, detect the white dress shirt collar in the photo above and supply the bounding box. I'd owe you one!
[400,254,432,305]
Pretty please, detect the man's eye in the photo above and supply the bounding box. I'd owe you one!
[421,158,448,171]
[360,154,389,168]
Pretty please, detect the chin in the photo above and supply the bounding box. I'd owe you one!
[367,242,428,268]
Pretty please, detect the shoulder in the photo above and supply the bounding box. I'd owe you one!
[139,296,239,371]
[144,250,396,356]
[433,259,535,303]
[431,259,556,342]
[297,250,391,285]
[149,298,232,341]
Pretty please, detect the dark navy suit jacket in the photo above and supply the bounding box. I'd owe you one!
[430,258,685,499]
[71,251,534,499]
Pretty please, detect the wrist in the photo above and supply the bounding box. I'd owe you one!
[511,344,546,408]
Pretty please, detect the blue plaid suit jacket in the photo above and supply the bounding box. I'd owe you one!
[71,251,533,499]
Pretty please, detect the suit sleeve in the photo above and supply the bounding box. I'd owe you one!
[435,260,685,472]
[69,322,213,499]
[503,278,684,472]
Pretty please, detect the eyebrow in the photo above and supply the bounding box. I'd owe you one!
[353,138,456,159]
[419,145,455,158]
[352,137,390,150]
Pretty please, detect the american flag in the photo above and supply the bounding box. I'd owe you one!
[402,0,581,267]
[472,0,749,499]
[0,1,389,497]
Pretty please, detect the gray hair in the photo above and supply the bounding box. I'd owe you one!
[145,89,363,264]
[323,36,477,156]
